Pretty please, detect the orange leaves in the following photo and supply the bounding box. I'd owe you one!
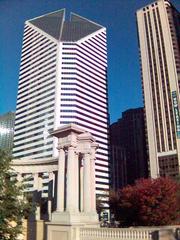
[109,177,180,226]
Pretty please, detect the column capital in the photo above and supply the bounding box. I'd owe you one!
[57,144,65,151]
[67,143,77,149]
[91,142,99,149]
[83,151,91,156]
[74,147,79,156]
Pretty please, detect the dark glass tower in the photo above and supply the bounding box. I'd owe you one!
[110,108,148,190]
[0,112,15,152]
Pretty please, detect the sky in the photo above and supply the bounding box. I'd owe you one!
[0,0,179,123]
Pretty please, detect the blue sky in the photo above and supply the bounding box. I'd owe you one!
[0,0,179,123]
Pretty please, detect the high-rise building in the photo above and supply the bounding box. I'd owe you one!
[0,112,15,152]
[110,108,148,190]
[13,9,109,195]
[136,0,180,178]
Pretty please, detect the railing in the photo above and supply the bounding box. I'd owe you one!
[80,227,152,240]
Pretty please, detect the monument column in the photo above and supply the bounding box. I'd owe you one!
[48,172,54,220]
[33,173,42,220]
[90,154,96,212]
[74,150,80,212]
[83,152,91,213]
[56,146,65,212]
[66,145,79,213]
[80,158,84,212]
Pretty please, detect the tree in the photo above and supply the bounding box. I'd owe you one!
[0,149,32,240]
[110,177,180,226]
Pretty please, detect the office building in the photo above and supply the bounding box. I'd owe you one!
[13,9,109,195]
[136,0,180,178]
[110,108,148,190]
[0,112,15,152]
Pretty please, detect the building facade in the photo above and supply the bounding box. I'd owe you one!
[13,9,109,196]
[0,112,15,152]
[110,108,148,190]
[136,0,180,178]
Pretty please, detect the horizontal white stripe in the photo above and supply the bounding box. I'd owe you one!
[14,149,53,159]
[75,54,106,71]
[76,71,107,89]
[13,145,53,157]
[18,74,55,94]
[17,88,55,108]
[21,37,50,57]
[60,106,107,123]
[77,44,107,64]
[20,44,57,67]
[60,112,107,128]
[16,102,55,120]
[15,106,54,125]
[19,62,56,83]
[61,89,107,104]
[13,139,53,151]
[13,134,53,146]
[61,95,107,110]
[75,60,106,79]
[60,102,107,118]
[21,34,46,54]
[22,32,43,49]
[20,52,56,75]
[60,117,108,137]
[17,79,55,100]
[14,118,54,134]
[61,80,106,98]
[21,41,55,62]
[83,39,107,55]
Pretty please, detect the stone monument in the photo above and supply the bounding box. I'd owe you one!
[46,124,99,240]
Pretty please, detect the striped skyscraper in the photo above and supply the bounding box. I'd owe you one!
[137,0,180,178]
[13,10,109,196]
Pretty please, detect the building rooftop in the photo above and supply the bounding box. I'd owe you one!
[28,9,104,41]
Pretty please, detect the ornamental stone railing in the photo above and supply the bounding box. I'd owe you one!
[80,227,152,240]
[80,226,180,240]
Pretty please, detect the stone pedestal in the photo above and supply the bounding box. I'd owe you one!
[46,224,81,240]
[46,212,99,240]
[51,211,99,225]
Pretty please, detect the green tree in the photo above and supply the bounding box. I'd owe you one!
[0,149,32,240]
[110,177,180,226]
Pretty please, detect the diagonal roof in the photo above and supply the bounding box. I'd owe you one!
[28,9,104,42]
[29,9,65,40]
[61,13,103,41]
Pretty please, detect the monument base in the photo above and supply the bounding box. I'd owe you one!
[51,211,99,226]
[46,211,99,240]
[46,223,81,240]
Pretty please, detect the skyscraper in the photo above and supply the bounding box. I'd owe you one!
[0,112,15,152]
[13,10,109,195]
[110,108,148,190]
[136,0,180,178]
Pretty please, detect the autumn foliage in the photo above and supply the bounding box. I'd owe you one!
[110,177,180,226]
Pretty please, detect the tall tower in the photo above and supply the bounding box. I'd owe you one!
[13,10,109,195]
[136,0,180,178]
